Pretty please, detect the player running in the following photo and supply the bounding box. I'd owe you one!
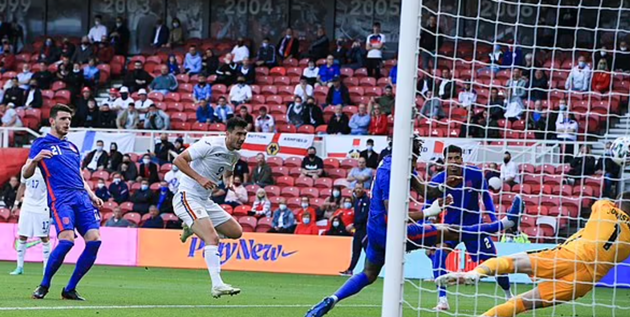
[26,104,104,300]
[172,117,248,299]
[428,145,512,310]
[305,139,523,317]
[9,165,51,275]
[437,194,630,317]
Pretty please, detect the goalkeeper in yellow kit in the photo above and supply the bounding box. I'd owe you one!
[437,193,630,317]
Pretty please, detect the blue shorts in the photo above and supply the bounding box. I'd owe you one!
[50,190,100,236]
[366,223,439,266]
[443,234,497,263]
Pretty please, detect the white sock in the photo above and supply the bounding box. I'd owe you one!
[204,245,225,288]
[42,241,51,272]
[16,240,26,269]
[504,288,514,300]
[501,217,514,230]
[439,296,448,304]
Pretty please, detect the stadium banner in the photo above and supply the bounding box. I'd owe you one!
[325,136,480,161]
[137,230,352,275]
[39,128,136,156]
[240,133,315,158]
[0,224,137,266]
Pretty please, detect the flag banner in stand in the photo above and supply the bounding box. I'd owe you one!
[240,133,315,158]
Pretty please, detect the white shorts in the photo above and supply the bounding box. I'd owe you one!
[173,191,232,228]
[17,211,51,238]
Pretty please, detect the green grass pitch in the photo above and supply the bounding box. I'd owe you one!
[1,261,630,316]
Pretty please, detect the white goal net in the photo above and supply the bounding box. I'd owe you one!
[385,0,630,316]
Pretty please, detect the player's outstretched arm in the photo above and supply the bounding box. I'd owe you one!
[23,150,53,179]
[173,150,216,190]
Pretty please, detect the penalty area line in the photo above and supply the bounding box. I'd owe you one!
[0,304,381,311]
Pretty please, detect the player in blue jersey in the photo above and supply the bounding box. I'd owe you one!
[24,104,104,301]
[305,139,523,317]
[428,145,513,311]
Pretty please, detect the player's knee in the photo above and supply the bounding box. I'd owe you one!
[18,236,28,241]
[201,231,220,246]
[58,230,75,242]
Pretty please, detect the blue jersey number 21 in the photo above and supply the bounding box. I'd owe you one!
[50,145,62,155]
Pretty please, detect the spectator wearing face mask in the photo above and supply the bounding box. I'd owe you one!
[167,18,184,48]
[112,86,135,113]
[24,79,42,109]
[555,99,578,163]
[224,176,248,208]
[269,198,296,234]
[302,60,319,86]
[565,55,592,92]
[251,188,272,217]
[591,59,611,93]
[359,139,379,169]
[123,61,153,93]
[294,212,318,235]
[154,134,175,165]
[231,37,250,64]
[323,185,343,217]
[326,197,354,235]
[500,151,520,187]
[296,196,317,225]
[110,17,130,55]
[84,99,100,128]
[72,36,94,64]
[301,147,324,179]
[131,179,156,214]
[39,37,60,64]
[325,215,351,236]
[287,95,308,128]
[228,76,252,105]
[117,155,138,182]
[97,103,117,128]
[164,164,181,194]
[255,37,277,68]
[144,104,171,130]
[277,27,300,60]
[304,97,325,127]
[88,15,108,43]
[95,179,111,202]
[340,183,369,275]
[107,142,123,172]
[615,40,630,72]
[193,74,212,103]
[82,140,109,172]
[139,154,160,184]
[107,174,129,203]
[156,181,173,213]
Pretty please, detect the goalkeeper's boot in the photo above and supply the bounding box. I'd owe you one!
[31,285,49,299]
[211,284,241,298]
[507,194,524,229]
[9,267,24,275]
[305,297,336,317]
[61,288,85,301]
[180,224,194,243]
[435,271,482,287]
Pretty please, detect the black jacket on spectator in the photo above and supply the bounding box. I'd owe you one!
[256,44,277,67]
[156,189,174,214]
[306,103,325,127]
[112,24,131,55]
[97,109,117,128]
[568,155,596,177]
[420,24,443,52]
[327,113,351,134]
[202,55,220,76]
[139,162,160,184]
[332,46,348,65]
[131,189,155,214]
[0,23,12,42]
[615,50,630,71]
[33,70,53,90]
[529,76,548,101]
[3,86,24,107]
[84,106,100,128]
[277,36,300,59]
[65,70,84,97]
[597,154,621,178]
[142,215,164,228]
[2,183,18,209]
[155,141,174,164]
[152,25,170,47]
[309,35,330,60]
[353,195,370,231]
[82,149,109,171]
[325,84,351,106]
[236,66,256,85]
[72,45,94,64]
[39,45,60,64]
[123,69,153,93]
[252,163,274,186]
[215,62,238,86]
[109,181,129,204]
[360,149,379,169]
[25,88,42,109]
[233,159,250,181]
[71,97,92,127]
[325,217,351,236]
[118,161,138,182]
[437,79,455,100]
[378,147,391,163]
[488,96,505,120]
[107,150,123,172]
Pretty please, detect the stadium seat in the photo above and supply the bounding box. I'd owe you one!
[300,187,319,198]
[287,197,302,210]
[295,176,314,188]
[0,208,10,222]
[91,171,110,181]
[323,158,340,169]
[208,123,226,131]
[326,168,346,179]
[271,166,289,177]
[281,186,300,197]
[276,176,295,186]
[239,216,257,232]
[256,217,273,232]
[284,157,303,167]
[119,202,134,214]
[161,213,180,226]
[123,212,141,226]
[288,167,302,177]
[233,205,252,217]
[245,184,261,196]
[101,201,118,214]
[314,178,333,189]
[297,125,315,134]
[339,158,357,169]
[265,185,281,197]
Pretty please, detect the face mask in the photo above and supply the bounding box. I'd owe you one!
[503,157,510,164]
[172,165,179,172]
[308,65,315,70]
[303,218,311,224]
[301,202,309,209]
[333,221,340,227]
[279,204,287,211]
[121,93,128,99]
[113,178,121,184]
[96,146,103,151]
[622,46,628,51]
[173,23,180,28]
[262,42,268,48]
[116,22,122,27]
[46,41,52,46]
[308,153,315,159]
[95,21,101,26]
[560,104,567,111]
[141,185,149,191]
[97,183,105,189]
[333,190,340,198]
[343,202,352,209]
[366,145,373,151]
[600,51,606,56]
[578,61,586,68]
[257,194,265,199]
[143,158,151,164]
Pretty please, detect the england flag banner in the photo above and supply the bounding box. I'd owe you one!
[240,133,315,158]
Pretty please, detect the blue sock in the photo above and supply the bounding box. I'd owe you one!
[497,275,511,291]
[65,241,101,291]
[41,240,74,288]
[461,222,504,241]
[333,272,372,301]
[432,249,449,298]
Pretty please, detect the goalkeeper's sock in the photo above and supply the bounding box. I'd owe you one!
[204,245,225,287]
[66,241,101,291]
[42,241,51,272]
[482,297,527,317]
[333,272,371,302]
[460,222,504,241]
[431,248,449,298]
[474,257,515,276]
[41,240,74,288]
[16,240,26,269]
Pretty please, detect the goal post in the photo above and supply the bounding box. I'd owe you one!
[381,0,422,316]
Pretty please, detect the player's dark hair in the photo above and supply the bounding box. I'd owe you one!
[50,104,73,119]
[618,192,630,213]
[443,145,463,158]
[226,116,248,132]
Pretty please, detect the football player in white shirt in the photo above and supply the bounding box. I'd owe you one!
[172,117,248,298]
[10,166,52,275]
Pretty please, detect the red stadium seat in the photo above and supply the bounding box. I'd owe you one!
[326,168,346,179]
[340,159,358,169]
[123,212,141,226]
[233,205,252,217]
[256,217,273,232]
[281,186,300,197]
[284,157,303,167]
[245,184,261,196]
[300,187,319,198]
[314,177,333,189]
[239,216,257,232]
[272,166,289,177]
[323,158,340,169]
[265,185,281,197]
[276,176,295,186]
[295,176,314,188]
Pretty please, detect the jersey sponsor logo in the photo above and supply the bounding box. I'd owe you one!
[62,217,70,225]
[187,237,298,265]
[266,142,280,155]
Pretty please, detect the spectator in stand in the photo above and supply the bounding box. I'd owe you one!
[504,87,524,121]
[107,142,123,172]
[231,37,250,63]
[24,79,42,109]
[1,176,18,209]
[72,87,94,127]
[479,43,503,75]
[105,207,133,228]
[118,155,138,182]
[484,163,501,183]
[228,76,252,105]
[215,97,234,124]
[327,104,351,135]
[421,91,445,119]
[388,58,398,86]
[210,181,227,205]
[184,45,202,75]
[110,16,130,55]
[501,43,523,68]
[66,62,85,99]
[82,58,100,90]
[556,101,578,163]
[149,65,178,95]
[500,151,520,186]
[325,77,350,107]
[529,100,551,140]
[360,139,379,169]
[95,179,111,202]
[116,102,139,129]
[309,27,330,60]
[17,63,32,90]
[59,38,75,59]
[349,103,371,135]
[255,106,275,133]
[323,185,343,217]
[72,36,94,64]
[297,196,318,223]
[173,138,185,156]
[233,158,250,183]
[166,54,181,75]
[224,176,248,208]
[529,69,548,101]
[0,43,15,73]
[370,85,395,116]
[202,48,219,76]
[437,68,455,99]
[277,27,300,60]
[235,106,254,131]
[154,134,174,165]
[151,19,169,48]
[196,99,216,123]
[305,97,325,127]
[84,99,100,128]
[325,215,352,236]
[565,55,592,92]
[269,198,296,233]
[318,55,341,86]
[134,89,155,115]
[597,141,621,198]
[255,37,277,68]
[38,37,60,64]
[301,147,324,179]
[142,206,164,228]
[329,196,355,231]
[615,40,630,72]
[2,78,23,107]
[166,18,184,48]
[378,137,392,162]
[592,59,611,93]
[32,62,53,90]
[366,22,385,79]
[96,35,115,64]
[156,181,173,214]
[251,188,272,217]
[594,44,613,68]
[506,68,527,99]
[287,95,308,128]
[193,74,212,103]
[294,76,314,101]
[82,140,108,171]
[488,87,504,121]
[347,157,373,189]
[458,82,477,109]
[302,59,319,86]
[143,104,170,130]
[216,53,238,86]
[252,153,274,187]
[236,57,255,84]
[164,164,181,194]
[139,154,160,184]
[565,145,596,185]
[294,212,318,235]
[88,15,107,43]
[123,61,153,93]
[420,15,443,71]
[332,38,347,65]
[0,102,21,127]
[112,86,134,113]
[368,104,389,135]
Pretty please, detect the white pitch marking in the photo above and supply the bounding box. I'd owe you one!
[0,304,381,311]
